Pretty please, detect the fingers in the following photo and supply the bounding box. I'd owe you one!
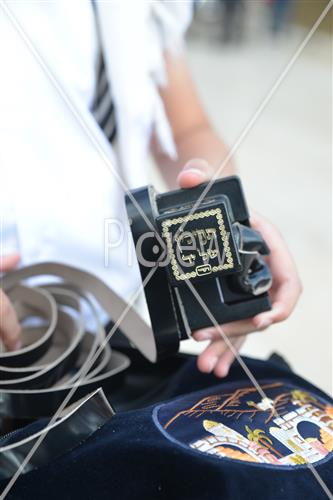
[0,254,20,273]
[193,318,268,376]
[253,284,301,328]
[197,338,229,373]
[177,158,214,188]
[0,253,22,350]
[0,289,22,351]
[265,258,302,323]
[214,337,245,377]
[196,333,245,377]
[193,316,271,342]
[250,211,302,327]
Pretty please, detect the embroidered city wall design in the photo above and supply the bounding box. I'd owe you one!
[155,382,333,466]
[160,208,236,282]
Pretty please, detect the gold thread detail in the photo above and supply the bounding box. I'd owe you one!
[161,208,234,281]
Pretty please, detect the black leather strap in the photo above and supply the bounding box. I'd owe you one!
[126,187,183,358]
[0,262,161,419]
[0,388,114,480]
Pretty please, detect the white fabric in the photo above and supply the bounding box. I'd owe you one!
[0,0,192,300]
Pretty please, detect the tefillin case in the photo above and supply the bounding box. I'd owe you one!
[126,176,272,360]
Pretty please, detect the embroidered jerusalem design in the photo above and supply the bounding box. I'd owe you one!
[157,383,333,467]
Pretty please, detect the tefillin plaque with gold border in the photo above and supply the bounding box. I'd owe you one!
[156,202,242,287]
[125,176,272,360]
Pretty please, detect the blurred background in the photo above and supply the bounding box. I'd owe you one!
[151,1,332,394]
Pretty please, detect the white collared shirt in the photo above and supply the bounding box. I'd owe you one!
[0,1,192,299]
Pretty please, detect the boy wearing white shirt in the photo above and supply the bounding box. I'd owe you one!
[0,1,301,377]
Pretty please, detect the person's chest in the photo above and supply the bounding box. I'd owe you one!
[0,1,98,109]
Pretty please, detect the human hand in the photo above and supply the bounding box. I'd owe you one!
[177,159,302,377]
[0,254,22,351]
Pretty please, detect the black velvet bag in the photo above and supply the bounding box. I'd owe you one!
[1,356,332,500]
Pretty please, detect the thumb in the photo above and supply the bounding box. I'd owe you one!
[0,254,20,273]
[177,158,213,189]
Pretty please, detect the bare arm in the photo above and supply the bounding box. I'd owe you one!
[152,53,302,377]
[152,53,235,188]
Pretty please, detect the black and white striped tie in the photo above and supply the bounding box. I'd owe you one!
[91,52,117,143]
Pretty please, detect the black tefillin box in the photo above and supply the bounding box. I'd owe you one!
[126,176,272,359]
